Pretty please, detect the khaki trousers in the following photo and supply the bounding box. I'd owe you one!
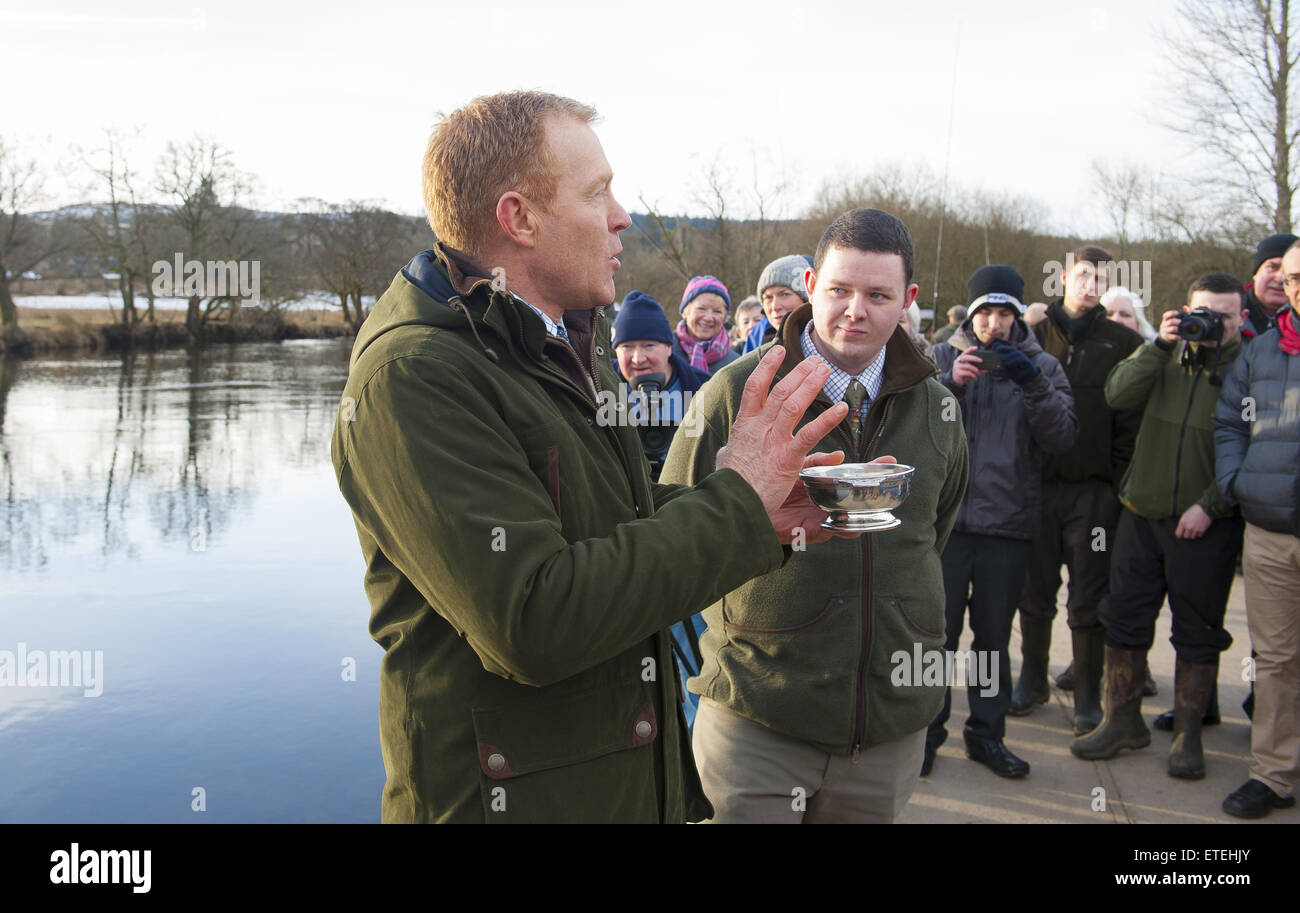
[692,697,925,824]
[1243,523,1300,797]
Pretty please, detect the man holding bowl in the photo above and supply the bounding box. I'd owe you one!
[661,209,969,823]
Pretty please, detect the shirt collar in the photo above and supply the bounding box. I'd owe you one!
[800,320,886,405]
[515,294,568,339]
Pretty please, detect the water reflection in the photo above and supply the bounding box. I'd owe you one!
[0,341,384,823]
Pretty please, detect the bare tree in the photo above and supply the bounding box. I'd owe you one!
[79,133,156,329]
[629,152,799,317]
[0,139,61,329]
[155,138,256,340]
[296,200,415,332]
[1164,0,1300,232]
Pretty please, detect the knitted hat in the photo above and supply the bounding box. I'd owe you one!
[680,275,730,312]
[756,255,811,302]
[966,265,1025,317]
[1252,233,1299,274]
[612,291,673,347]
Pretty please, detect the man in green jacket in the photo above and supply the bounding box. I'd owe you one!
[1072,272,1246,781]
[661,209,969,823]
[331,90,849,823]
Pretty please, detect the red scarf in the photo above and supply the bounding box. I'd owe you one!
[675,320,731,373]
[1278,308,1300,355]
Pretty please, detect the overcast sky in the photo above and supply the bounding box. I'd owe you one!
[5,0,1180,235]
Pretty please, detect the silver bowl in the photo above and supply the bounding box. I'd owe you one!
[799,462,915,532]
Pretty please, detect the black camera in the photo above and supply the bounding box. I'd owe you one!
[1176,307,1225,343]
[628,372,676,481]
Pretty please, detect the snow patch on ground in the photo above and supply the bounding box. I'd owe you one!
[16,293,357,312]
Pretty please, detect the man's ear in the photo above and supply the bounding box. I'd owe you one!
[496,191,538,249]
[803,267,817,297]
[904,283,919,307]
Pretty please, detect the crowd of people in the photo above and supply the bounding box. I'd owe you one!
[332,89,1298,824]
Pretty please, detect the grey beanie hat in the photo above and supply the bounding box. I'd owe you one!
[756,254,811,303]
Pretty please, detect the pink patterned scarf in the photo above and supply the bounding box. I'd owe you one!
[675,320,731,373]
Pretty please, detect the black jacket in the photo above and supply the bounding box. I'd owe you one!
[1033,301,1143,486]
[1242,286,1280,340]
[928,319,1078,540]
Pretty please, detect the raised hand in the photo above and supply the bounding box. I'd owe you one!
[716,346,849,524]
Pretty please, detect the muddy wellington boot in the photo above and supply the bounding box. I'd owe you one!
[1071,627,1105,735]
[1009,615,1052,716]
[1154,679,1219,731]
[1168,657,1219,780]
[1071,646,1151,760]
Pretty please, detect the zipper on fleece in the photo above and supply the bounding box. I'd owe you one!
[1171,368,1203,517]
[852,398,891,760]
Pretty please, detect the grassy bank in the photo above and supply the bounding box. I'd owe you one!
[1,307,354,357]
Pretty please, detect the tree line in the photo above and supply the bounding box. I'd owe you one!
[3,0,1297,343]
[0,135,430,342]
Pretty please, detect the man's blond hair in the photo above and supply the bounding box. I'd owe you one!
[423,91,598,257]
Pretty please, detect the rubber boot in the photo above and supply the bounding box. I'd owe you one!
[1070,646,1151,760]
[1071,627,1105,735]
[1155,679,1219,730]
[1056,662,1074,691]
[1009,614,1052,716]
[1143,661,1158,697]
[1169,657,1218,780]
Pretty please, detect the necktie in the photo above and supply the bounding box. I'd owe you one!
[844,379,868,447]
[554,323,570,343]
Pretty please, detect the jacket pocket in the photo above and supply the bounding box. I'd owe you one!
[894,595,944,641]
[722,594,836,634]
[471,682,659,823]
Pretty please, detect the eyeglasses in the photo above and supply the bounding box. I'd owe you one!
[1283,274,1300,287]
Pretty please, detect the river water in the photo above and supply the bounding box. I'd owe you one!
[0,340,384,823]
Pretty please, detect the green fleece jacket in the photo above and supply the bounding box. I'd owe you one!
[331,245,785,823]
[1104,336,1243,520]
[660,305,969,754]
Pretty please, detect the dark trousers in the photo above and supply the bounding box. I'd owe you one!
[1102,508,1241,664]
[927,532,1032,749]
[1021,480,1120,631]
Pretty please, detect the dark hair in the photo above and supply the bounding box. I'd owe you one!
[1070,244,1114,267]
[1187,271,1246,309]
[814,209,914,283]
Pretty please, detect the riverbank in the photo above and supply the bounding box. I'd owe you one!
[0,306,353,356]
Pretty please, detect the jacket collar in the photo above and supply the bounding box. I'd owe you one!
[422,242,603,371]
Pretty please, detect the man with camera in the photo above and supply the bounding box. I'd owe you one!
[1072,273,1246,782]
[610,290,713,730]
